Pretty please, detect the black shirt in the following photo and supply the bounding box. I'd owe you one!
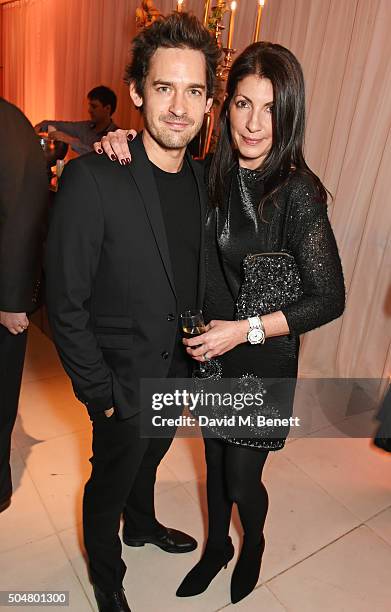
[152,159,200,375]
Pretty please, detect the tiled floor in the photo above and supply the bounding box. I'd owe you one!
[1,324,390,611]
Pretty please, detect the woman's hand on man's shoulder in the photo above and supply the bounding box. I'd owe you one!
[93,129,137,165]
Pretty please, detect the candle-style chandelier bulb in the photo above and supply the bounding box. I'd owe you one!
[253,0,265,43]
[227,1,237,49]
[203,0,212,26]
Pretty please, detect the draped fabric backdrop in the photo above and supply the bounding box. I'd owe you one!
[1,0,390,381]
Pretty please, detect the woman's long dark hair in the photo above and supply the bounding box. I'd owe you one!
[209,42,328,210]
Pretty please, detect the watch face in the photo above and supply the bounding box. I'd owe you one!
[248,328,264,344]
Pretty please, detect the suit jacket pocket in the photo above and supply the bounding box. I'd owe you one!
[96,334,134,349]
[94,315,134,328]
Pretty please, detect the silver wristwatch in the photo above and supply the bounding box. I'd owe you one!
[247,316,265,345]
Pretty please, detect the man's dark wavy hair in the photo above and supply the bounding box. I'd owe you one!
[124,12,221,100]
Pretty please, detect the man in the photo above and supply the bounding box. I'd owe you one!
[35,85,119,155]
[45,13,219,612]
[0,98,48,513]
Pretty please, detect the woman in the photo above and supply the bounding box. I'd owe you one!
[96,42,345,604]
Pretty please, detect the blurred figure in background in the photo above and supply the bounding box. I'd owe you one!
[35,85,119,155]
[374,385,391,453]
[0,98,48,513]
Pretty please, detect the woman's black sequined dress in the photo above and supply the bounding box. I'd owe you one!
[202,166,345,450]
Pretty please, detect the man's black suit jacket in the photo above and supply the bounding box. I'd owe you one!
[45,135,207,419]
[0,98,48,313]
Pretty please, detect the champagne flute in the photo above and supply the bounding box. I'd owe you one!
[180,309,206,343]
[180,309,208,373]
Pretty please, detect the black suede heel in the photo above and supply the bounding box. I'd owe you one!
[230,535,265,604]
[176,537,235,597]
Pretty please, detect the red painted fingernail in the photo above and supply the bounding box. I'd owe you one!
[111,154,117,161]
[97,148,103,154]
[126,158,131,164]
[127,134,134,141]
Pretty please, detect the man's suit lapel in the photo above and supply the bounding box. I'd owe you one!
[127,136,177,300]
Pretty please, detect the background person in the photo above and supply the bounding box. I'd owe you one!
[35,85,119,155]
[0,98,48,513]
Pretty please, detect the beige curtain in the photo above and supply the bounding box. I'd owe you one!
[251,0,391,380]
[2,0,390,380]
[2,0,141,128]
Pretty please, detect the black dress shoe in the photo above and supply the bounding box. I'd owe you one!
[93,584,131,612]
[176,537,235,597]
[0,496,11,513]
[373,437,391,453]
[123,525,197,553]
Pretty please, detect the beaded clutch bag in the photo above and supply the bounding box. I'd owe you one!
[236,250,303,319]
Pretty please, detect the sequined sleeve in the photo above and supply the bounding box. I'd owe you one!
[281,178,345,335]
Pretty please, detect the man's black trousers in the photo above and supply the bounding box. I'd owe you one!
[83,406,177,591]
